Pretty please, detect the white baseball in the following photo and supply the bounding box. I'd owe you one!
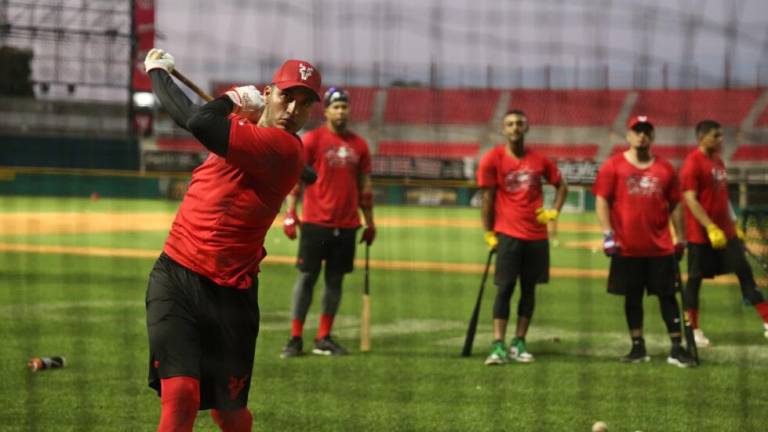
[592,421,608,432]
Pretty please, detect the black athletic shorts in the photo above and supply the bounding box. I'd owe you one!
[607,254,677,296]
[146,253,260,410]
[494,234,549,287]
[687,238,750,279]
[296,223,358,274]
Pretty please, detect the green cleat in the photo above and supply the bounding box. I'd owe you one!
[484,340,508,366]
[509,337,535,363]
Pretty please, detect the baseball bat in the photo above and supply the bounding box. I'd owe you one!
[461,249,495,357]
[171,69,213,102]
[360,244,371,352]
[674,260,699,365]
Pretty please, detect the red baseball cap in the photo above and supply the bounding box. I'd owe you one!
[627,115,654,130]
[271,59,322,101]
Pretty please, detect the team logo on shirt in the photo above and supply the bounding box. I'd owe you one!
[324,144,359,167]
[503,169,540,192]
[626,173,660,196]
[711,167,727,190]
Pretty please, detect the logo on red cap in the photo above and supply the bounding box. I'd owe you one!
[272,59,322,101]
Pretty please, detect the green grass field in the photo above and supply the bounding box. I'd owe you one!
[1,196,766,431]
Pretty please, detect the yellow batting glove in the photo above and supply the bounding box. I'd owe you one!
[706,223,727,249]
[535,208,559,225]
[484,231,498,250]
[736,226,746,241]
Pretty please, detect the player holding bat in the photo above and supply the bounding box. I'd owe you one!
[280,87,376,358]
[476,109,567,365]
[143,48,321,431]
[593,116,695,367]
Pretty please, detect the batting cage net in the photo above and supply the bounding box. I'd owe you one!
[2,1,768,431]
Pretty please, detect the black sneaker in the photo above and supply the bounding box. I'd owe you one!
[312,335,348,356]
[280,337,303,359]
[667,346,697,368]
[621,340,650,363]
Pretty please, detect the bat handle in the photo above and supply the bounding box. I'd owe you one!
[171,69,214,102]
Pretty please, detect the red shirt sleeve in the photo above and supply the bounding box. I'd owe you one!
[226,119,302,176]
[542,155,563,186]
[592,157,616,201]
[477,148,498,188]
[679,155,699,193]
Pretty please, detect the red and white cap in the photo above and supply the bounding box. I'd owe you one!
[271,59,322,101]
[627,115,654,130]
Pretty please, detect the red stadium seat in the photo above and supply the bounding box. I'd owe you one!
[383,88,501,125]
[526,143,599,161]
[507,90,627,126]
[377,141,480,159]
[755,105,768,127]
[631,89,761,127]
[610,144,696,163]
[732,145,768,162]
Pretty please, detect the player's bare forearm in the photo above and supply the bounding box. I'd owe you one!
[285,185,301,213]
[595,196,612,233]
[481,188,495,232]
[670,202,684,241]
[359,173,375,227]
[683,190,715,228]
[552,179,569,212]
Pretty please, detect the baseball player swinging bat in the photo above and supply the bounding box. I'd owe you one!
[360,244,371,352]
[461,250,495,357]
[169,68,318,184]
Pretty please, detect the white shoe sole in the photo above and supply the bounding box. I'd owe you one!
[484,358,506,366]
[667,357,694,368]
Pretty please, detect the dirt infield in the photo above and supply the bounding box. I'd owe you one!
[0,212,604,235]
[0,211,750,284]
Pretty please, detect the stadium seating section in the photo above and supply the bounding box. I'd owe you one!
[526,143,599,161]
[610,144,697,163]
[377,141,480,159]
[732,145,768,162]
[507,90,627,126]
[630,89,762,126]
[383,88,501,125]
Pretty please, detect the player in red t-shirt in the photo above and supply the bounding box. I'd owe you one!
[144,49,321,431]
[279,87,375,358]
[593,116,695,367]
[680,119,768,346]
[476,109,568,365]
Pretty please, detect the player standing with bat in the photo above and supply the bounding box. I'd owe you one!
[680,120,768,346]
[280,87,376,358]
[593,116,695,367]
[476,110,567,365]
[143,48,321,431]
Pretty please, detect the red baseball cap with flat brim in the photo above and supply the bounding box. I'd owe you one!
[272,59,322,101]
[627,115,654,131]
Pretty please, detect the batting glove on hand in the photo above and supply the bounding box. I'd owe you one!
[535,208,559,225]
[674,241,687,262]
[706,223,727,249]
[603,230,619,256]
[484,231,498,251]
[360,225,376,246]
[144,48,175,73]
[283,209,299,240]
[225,85,264,117]
[736,226,746,241]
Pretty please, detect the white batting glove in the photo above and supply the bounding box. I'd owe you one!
[144,48,175,73]
[225,85,265,117]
